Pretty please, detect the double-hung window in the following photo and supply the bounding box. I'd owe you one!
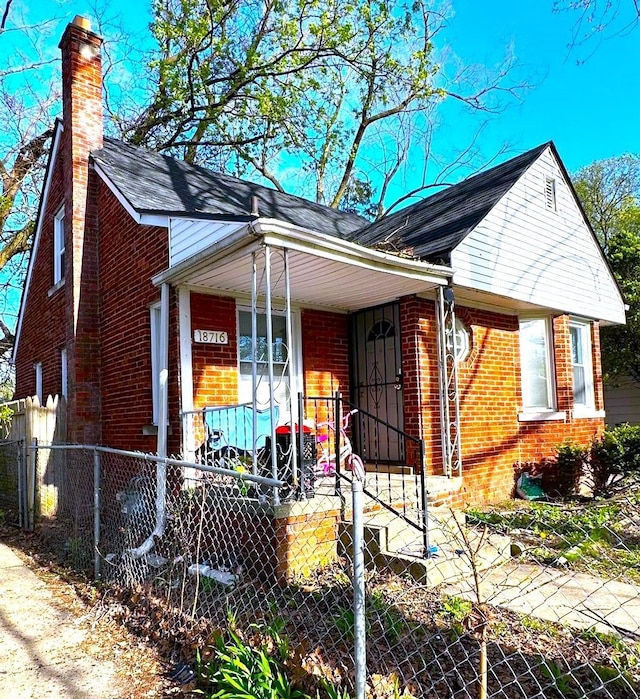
[519,317,555,413]
[238,309,290,410]
[54,207,65,285]
[569,319,594,411]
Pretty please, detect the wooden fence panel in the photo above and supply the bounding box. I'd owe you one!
[0,395,67,526]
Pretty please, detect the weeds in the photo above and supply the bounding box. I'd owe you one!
[195,628,310,699]
[540,660,580,698]
[368,590,405,643]
[194,618,351,699]
[466,499,640,582]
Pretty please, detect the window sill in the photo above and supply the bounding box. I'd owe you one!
[518,411,566,422]
[572,408,606,420]
[47,279,65,297]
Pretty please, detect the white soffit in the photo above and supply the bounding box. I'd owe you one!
[156,218,453,312]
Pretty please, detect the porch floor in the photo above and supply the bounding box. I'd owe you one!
[312,471,463,509]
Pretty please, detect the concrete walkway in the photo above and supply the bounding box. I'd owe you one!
[0,541,141,698]
[444,561,640,641]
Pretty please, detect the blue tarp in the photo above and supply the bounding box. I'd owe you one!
[203,404,279,452]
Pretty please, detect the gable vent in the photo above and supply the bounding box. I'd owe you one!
[544,176,557,211]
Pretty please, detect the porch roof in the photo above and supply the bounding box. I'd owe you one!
[153,217,453,311]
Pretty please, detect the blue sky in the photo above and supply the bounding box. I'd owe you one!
[2,0,637,330]
[440,1,640,173]
[29,0,636,177]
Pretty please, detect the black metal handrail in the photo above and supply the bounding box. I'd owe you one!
[304,392,430,557]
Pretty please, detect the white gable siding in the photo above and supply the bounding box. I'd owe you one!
[169,218,246,266]
[451,148,625,324]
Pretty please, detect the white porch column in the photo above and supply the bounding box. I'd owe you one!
[436,285,462,477]
[178,286,195,464]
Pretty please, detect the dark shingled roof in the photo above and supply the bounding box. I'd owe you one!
[91,137,367,238]
[346,142,553,263]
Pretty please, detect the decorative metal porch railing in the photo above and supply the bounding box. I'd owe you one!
[184,392,433,557]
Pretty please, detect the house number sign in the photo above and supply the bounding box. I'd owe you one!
[193,329,229,344]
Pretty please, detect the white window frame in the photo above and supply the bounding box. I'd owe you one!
[236,305,302,417]
[446,317,471,362]
[53,207,65,285]
[569,318,595,413]
[518,316,563,420]
[34,362,43,403]
[150,303,162,425]
[60,348,67,399]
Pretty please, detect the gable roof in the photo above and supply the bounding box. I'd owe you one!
[91,137,366,238]
[346,142,552,262]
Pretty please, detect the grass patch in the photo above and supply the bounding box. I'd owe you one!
[466,498,640,583]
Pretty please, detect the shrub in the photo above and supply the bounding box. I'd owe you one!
[590,423,640,497]
[589,431,624,497]
[0,404,13,439]
[608,423,640,472]
[514,427,640,501]
[532,441,589,498]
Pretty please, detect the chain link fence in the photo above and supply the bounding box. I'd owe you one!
[6,443,640,698]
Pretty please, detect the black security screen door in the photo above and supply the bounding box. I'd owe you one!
[350,303,404,462]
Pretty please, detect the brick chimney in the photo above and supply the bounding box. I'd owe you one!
[59,16,103,443]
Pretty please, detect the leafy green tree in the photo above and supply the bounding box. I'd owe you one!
[574,155,640,384]
[123,0,526,217]
[0,1,59,365]
[0,0,525,370]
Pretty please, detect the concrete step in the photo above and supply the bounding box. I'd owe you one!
[339,509,511,587]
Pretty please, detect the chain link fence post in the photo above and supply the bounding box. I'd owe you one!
[26,437,37,531]
[93,448,101,580]
[352,470,366,699]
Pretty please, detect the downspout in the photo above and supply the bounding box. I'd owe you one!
[130,282,169,557]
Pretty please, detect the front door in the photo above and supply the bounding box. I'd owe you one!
[350,303,404,462]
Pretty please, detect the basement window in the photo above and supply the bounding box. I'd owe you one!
[544,177,557,212]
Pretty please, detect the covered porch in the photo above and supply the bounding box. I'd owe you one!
[152,216,464,514]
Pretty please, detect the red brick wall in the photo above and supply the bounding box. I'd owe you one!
[301,309,349,397]
[406,302,605,505]
[14,154,67,400]
[60,20,104,443]
[399,297,442,470]
[96,182,178,452]
[191,293,239,409]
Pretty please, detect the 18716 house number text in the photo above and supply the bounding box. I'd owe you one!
[193,329,229,344]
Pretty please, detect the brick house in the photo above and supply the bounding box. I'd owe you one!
[13,16,625,512]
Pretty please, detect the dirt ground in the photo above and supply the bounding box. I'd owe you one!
[0,530,176,699]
